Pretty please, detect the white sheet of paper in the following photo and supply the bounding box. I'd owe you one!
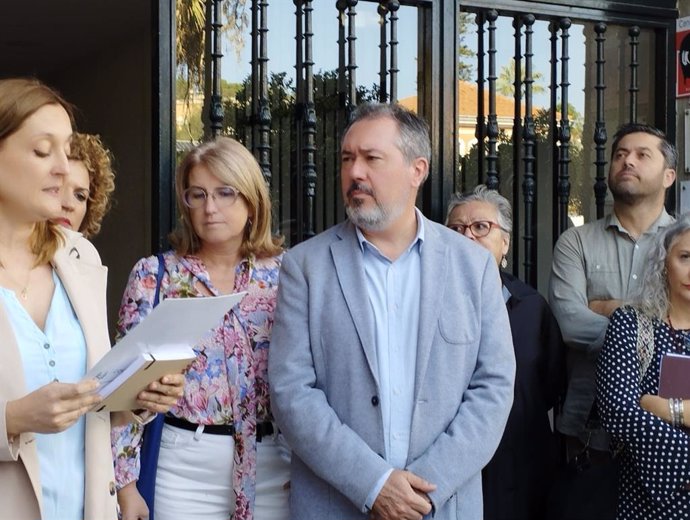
[84,291,246,383]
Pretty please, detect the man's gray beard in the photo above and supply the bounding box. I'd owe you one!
[345,190,408,232]
[345,202,389,232]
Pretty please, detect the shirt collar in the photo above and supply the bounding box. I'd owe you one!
[355,207,426,254]
[606,208,673,236]
[501,284,512,304]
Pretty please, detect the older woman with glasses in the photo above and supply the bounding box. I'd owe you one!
[446,185,566,520]
[113,137,288,520]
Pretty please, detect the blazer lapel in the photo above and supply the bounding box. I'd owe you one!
[51,243,109,370]
[0,303,43,510]
[0,302,28,401]
[414,221,447,397]
[330,222,380,384]
[52,239,114,519]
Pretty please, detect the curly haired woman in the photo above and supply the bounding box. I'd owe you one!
[52,132,115,237]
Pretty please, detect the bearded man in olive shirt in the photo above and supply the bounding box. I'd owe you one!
[548,122,676,520]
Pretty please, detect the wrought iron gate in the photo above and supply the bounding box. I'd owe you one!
[175,0,677,291]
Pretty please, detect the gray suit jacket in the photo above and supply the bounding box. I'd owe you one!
[269,218,515,520]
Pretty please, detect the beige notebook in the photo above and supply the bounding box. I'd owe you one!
[84,291,247,412]
[91,350,196,412]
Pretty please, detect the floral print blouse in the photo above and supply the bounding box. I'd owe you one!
[111,250,282,519]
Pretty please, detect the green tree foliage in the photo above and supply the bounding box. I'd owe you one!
[458,103,588,217]
[458,12,476,81]
[496,62,546,98]
[220,69,379,136]
[176,0,249,91]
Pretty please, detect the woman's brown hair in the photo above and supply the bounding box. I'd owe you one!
[0,78,75,264]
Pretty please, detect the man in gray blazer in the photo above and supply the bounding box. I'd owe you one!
[269,103,515,520]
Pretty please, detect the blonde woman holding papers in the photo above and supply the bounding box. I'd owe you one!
[113,137,288,520]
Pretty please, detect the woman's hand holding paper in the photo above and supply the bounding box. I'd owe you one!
[5,379,103,436]
[135,373,185,414]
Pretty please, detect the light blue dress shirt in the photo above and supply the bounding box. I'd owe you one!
[0,271,87,520]
[356,211,424,510]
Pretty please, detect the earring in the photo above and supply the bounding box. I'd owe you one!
[500,256,508,269]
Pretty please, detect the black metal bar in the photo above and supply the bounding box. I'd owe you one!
[378,2,388,103]
[333,65,344,222]
[292,0,305,245]
[655,23,676,137]
[347,0,359,115]
[251,0,259,150]
[295,1,304,108]
[420,0,455,222]
[550,21,559,245]
[209,0,224,137]
[278,115,289,239]
[388,0,400,102]
[557,18,571,236]
[257,0,272,185]
[475,11,486,185]
[594,22,608,219]
[655,22,677,214]
[628,25,640,123]
[303,0,317,239]
[442,0,675,26]
[512,15,522,278]
[152,0,175,253]
[315,74,325,232]
[271,112,281,234]
[522,14,537,287]
[337,0,347,135]
[485,9,499,190]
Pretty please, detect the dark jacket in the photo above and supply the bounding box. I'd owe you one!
[482,272,566,520]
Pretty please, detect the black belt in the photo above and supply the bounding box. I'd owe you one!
[256,421,274,442]
[164,414,235,436]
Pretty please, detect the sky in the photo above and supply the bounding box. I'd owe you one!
[221,3,587,115]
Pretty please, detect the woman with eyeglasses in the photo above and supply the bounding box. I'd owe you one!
[113,137,289,520]
[446,185,566,520]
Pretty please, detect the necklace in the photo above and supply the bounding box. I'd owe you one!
[0,266,32,300]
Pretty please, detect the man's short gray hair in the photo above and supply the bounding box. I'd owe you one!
[343,103,431,169]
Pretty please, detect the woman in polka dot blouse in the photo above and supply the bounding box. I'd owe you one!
[597,214,690,519]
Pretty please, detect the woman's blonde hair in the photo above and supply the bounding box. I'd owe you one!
[169,137,283,258]
[0,78,75,264]
[69,133,116,238]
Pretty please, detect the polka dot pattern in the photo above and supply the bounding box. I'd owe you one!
[596,306,690,519]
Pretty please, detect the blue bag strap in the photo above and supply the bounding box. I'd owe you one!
[153,252,165,307]
[135,252,167,520]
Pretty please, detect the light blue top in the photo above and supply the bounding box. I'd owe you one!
[0,271,87,520]
[356,210,424,510]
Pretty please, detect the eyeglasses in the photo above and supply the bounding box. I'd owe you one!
[183,186,241,209]
[448,220,506,238]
